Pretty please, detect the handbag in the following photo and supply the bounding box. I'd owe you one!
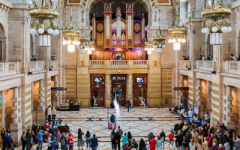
[81,139,85,146]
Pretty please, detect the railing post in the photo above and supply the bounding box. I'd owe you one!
[4,63,9,73]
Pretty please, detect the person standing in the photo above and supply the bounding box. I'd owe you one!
[110,130,115,149]
[114,131,121,150]
[77,128,84,150]
[21,131,26,150]
[67,133,74,150]
[122,133,128,147]
[149,136,157,150]
[6,132,14,150]
[26,129,34,150]
[139,138,147,150]
[60,132,67,150]
[91,96,95,107]
[37,130,44,150]
[160,130,165,149]
[203,137,209,150]
[110,114,115,129]
[126,100,131,112]
[52,107,57,123]
[127,131,132,146]
[118,126,123,138]
[168,131,174,144]
[156,136,162,150]
[2,130,7,150]
[90,134,98,150]
[48,106,52,123]
[85,130,91,149]
[233,136,240,150]
[189,139,195,150]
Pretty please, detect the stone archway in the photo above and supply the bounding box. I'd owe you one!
[0,23,6,62]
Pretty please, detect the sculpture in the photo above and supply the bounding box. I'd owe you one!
[102,1,114,11]
[122,1,137,11]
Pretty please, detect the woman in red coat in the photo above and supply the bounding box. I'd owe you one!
[149,136,157,150]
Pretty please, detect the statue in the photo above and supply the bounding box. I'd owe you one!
[102,1,114,11]
[116,7,121,15]
[122,1,137,11]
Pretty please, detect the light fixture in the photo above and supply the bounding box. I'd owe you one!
[29,2,59,47]
[201,0,231,45]
[62,4,81,53]
[144,41,154,54]
[153,28,166,53]
[168,0,186,51]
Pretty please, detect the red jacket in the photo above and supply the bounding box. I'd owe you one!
[168,133,174,139]
[67,135,74,145]
[149,139,157,150]
[123,147,130,150]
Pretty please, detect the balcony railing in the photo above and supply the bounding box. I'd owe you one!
[179,60,191,69]
[0,62,21,77]
[224,61,240,74]
[196,60,216,71]
[29,61,44,72]
[89,60,148,68]
[50,61,58,70]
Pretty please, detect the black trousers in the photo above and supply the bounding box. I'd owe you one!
[114,140,120,150]
[22,140,26,150]
[111,140,115,149]
[48,115,51,122]
[52,114,56,122]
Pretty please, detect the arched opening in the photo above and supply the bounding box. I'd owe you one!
[0,23,5,62]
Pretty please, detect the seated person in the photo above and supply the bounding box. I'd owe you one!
[180,108,185,115]
[53,121,60,128]
[188,108,193,118]
[64,123,70,133]
[193,114,198,121]
[173,106,178,114]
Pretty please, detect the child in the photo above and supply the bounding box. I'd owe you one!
[218,144,223,150]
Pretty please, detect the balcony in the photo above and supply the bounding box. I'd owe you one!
[195,60,216,71]
[29,61,45,72]
[179,60,191,69]
[224,61,240,74]
[89,60,148,68]
[0,62,21,77]
[50,61,58,70]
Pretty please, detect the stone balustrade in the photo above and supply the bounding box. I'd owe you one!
[50,61,58,70]
[0,62,21,77]
[224,61,240,74]
[89,60,148,68]
[196,60,216,71]
[179,60,191,69]
[29,61,44,72]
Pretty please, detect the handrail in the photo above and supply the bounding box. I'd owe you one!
[224,60,240,74]
[196,60,216,71]
[0,62,21,77]
[29,60,44,72]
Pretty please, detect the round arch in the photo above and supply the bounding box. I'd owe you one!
[86,0,152,10]
[0,23,5,38]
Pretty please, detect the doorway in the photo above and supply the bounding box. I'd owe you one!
[112,75,126,106]
[133,74,148,106]
[90,75,105,107]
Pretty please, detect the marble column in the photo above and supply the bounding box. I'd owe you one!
[207,82,212,111]
[52,76,59,108]
[10,87,22,146]
[222,85,235,129]
[196,79,203,118]
[105,74,111,108]
[37,80,45,123]
[179,75,185,101]
[126,74,133,107]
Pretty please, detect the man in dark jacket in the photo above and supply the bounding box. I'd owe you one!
[90,134,98,150]
[175,132,183,148]
[185,131,192,142]
[126,100,131,112]
[110,102,115,109]
[114,131,121,150]
[110,114,115,129]
[131,139,138,149]
[160,130,165,149]
[26,129,34,150]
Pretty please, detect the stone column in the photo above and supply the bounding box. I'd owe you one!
[179,75,185,101]
[1,39,7,62]
[207,82,212,111]
[52,76,59,109]
[37,80,45,123]
[105,74,111,108]
[196,79,203,118]
[10,87,22,146]
[222,85,235,129]
[127,74,133,107]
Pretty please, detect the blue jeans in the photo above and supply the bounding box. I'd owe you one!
[86,138,91,148]
[127,106,129,112]
[91,147,97,150]
[38,140,43,150]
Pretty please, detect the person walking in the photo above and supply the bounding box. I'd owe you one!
[52,107,57,123]
[168,130,174,144]
[26,129,34,150]
[67,133,74,150]
[85,130,91,149]
[139,138,147,150]
[77,128,84,150]
[110,130,115,149]
[48,106,52,123]
[90,134,98,150]
[60,132,67,150]
[110,114,115,129]
[6,132,14,150]
[122,133,128,147]
[37,130,44,150]
[156,136,162,150]
[160,130,165,149]
[114,131,121,150]
[126,100,131,112]
[21,131,26,150]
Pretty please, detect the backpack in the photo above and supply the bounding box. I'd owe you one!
[60,137,65,146]
[8,137,13,145]
[68,139,73,146]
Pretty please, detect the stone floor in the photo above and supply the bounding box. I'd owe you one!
[16,107,180,150]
